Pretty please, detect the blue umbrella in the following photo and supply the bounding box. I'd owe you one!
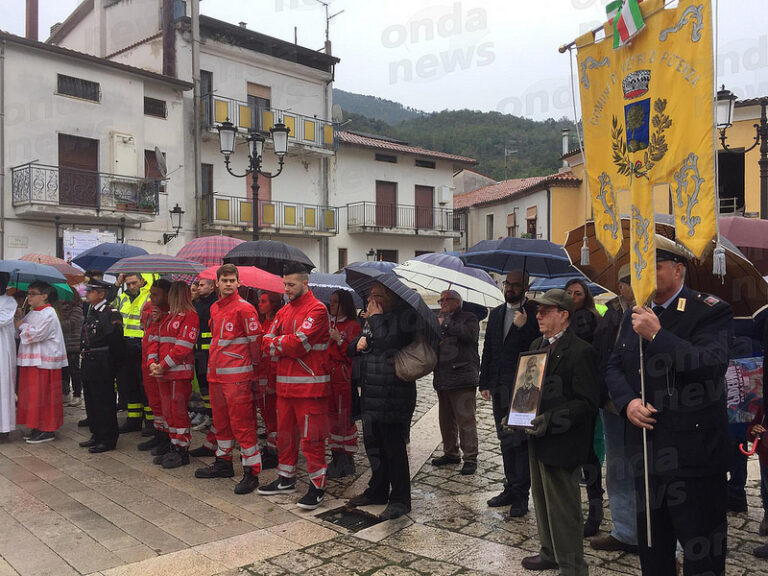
[72,243,148,272]
[461,237,576,278]
[529,276,607,296]
[309,273,364,308]
[345,266,440,345]
[0,260,67,285]
[345,260,397,272]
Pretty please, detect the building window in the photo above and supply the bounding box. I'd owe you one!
[415,251,432,257]
[144,97,167,118]
[507,212,517,237]
[144,150,166,193]
[525,205,537,238]
[486,214,494,240]
[375,153,397,163]
[415,159,436,169]
[377,249,398,263]
[57,74,100,102]
[338,248,348,270]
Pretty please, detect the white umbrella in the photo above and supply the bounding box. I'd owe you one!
[393,255,503,308]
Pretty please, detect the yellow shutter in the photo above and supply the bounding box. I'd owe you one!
[238,105,252,129]
[240,201,252,223]
[304,120,316,142]
[284,205,297,226]
[304,207,316,228]
[284,115,296,139]
[214,99,229,123]
[323,209,335,230]
[262,110,274,131]
[215,198,229,221]
[323,124,334,146]
[262,203,275,225]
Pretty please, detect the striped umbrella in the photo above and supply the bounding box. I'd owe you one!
[175,236,245,283]
[106,254,206,276]
[19,253,84,284]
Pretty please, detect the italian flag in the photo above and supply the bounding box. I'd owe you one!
[607,0,645,48]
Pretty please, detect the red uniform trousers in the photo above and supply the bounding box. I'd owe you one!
[17,367,63,432]
[253,382,278,452]
[143,366,165,432]
[276,395,329,489]
[210,380,261,473]
[158,379,192,449]
[328,377,357,455]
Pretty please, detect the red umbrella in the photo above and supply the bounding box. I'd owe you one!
[198,265,283,293]
[175,236,245,283]
[19,253,84,284]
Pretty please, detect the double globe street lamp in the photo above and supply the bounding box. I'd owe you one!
[217,119,290,240]
[716,86,768,219]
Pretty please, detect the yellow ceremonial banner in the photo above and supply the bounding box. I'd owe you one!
[577,0,717,269]
[630,179,657,307]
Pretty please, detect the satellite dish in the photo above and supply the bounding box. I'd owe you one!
[332,104,344,124]
[154,146,168,178]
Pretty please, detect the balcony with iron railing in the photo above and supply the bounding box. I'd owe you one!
[347,202,462,237]
[202,94,336,153]
[11,162,161,222]
[203,194,338,237]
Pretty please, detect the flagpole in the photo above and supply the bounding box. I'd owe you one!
[638,332,652,547]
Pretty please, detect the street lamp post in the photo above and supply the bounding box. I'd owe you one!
[717,86,768,219]
[163,203,185,244]
[217,119,290,240]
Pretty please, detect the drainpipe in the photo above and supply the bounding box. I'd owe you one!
[0,41,5,258]
[546,187,552,241]
[191,0,201,238]
[320,81,332,273]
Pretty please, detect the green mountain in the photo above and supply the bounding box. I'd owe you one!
[332,89,425,124]
[333,91,574,181]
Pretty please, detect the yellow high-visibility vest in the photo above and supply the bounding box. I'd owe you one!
[118,273,154,338]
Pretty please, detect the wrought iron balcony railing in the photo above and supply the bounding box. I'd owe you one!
[202,94,335,151]
[12,162,161,214]
[204,194,338,235]
[347,201,460,235]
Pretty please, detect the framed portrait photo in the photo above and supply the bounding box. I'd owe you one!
[504,349,548,429]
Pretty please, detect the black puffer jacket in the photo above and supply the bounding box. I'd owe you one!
[350,305,419,423]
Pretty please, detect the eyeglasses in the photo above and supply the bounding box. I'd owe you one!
[535,307,562,317]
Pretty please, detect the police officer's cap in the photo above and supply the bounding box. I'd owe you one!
[655,235,691,265]
[85,278,113,292]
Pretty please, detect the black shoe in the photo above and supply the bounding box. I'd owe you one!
[89,443,114,454]
[189,445,216,458]
[195,458,235,479]
[257,476,297,495]
[141,422,155,437]
[508,502,529,518]
[26,431,55,444]
[590,534,638,553]
[261,451,279,470]
[487,490,515,507]
[521,555,558,570]
[348,492,388,507]
[77,418,89,428]
[583,500,604,537]
[341,453,356,477]
[296,484,324,509]
[326,452,343,479]
[79,437,97,448]
[150,434,171,456]
[23,428,40,440]
[460,461,477,475]
[162,449,190,469]
[137,434,160,451]
[760,511,768,537]
[118,420,142,434]
[727,495,748,513]
[379,502,410,520]
[153,453,166,465]
[431,455,461,467]
[234,468,259,495]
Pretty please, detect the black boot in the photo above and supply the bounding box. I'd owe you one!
[138,430,160,451]
[341,453,356,476]
[189,444,216,457]
[195,457,235,479]
[118,419,142,434]
[326,451,344,479]
[234,467,259,494]
[261,450,279,470]
[141,419,155,437]
[583,499,604,537]
[150,432,171,456]
[162,446,190,469]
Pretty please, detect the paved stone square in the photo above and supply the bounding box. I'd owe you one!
[0,376,766,575]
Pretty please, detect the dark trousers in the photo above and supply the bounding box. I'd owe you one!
[83,356,118,448]
[583,418,605,503]
[194,352,212,416]
[635,473,727,576]
[62,351,82,397]
[437,387,478,463]
[362,415,411,506]
[117,338,144,419]
[491,388,530,504]
[727,429,748,502]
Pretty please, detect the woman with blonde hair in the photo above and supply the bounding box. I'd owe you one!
[149,281,199,468]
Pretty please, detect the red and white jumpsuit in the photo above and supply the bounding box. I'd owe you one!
[153,310,198,450]
[262,290,331,489]
[208,292,263,473]
[328,315,361,456]
[142,304,168,434]
[254,345,278,454]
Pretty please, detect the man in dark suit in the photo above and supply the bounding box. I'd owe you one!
[605,237,733,576]
[520,289,599,576]
[480,270,540,517]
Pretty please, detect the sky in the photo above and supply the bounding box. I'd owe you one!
[2,0,767,121]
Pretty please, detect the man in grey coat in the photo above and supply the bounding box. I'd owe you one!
[431,290,480,475]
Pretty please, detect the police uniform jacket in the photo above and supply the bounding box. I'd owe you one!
[605,285,733,477]
[81,300,124,380]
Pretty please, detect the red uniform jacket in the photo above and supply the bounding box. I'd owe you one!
[208,292,262,384]
[141,303,168,369]
[262,290,331,398]
[155,310,199,381]
[328,316,361,384]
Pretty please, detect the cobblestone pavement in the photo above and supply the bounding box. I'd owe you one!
[0,375,766,575]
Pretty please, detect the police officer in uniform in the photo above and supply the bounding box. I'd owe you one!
[79,279,124,453]
[605,236,733,576]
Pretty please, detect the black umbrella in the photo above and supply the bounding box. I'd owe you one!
[345,265,440,345]
[461,237,576,278]
[224,240,315,275]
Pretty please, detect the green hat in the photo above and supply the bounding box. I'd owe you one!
[532,288,574,314]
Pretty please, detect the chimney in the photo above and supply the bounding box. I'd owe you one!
[561,129,570,167]
[239,22,247,29]
[162,0,177,77]
[26,0,39,41]
[50,22,62,37]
